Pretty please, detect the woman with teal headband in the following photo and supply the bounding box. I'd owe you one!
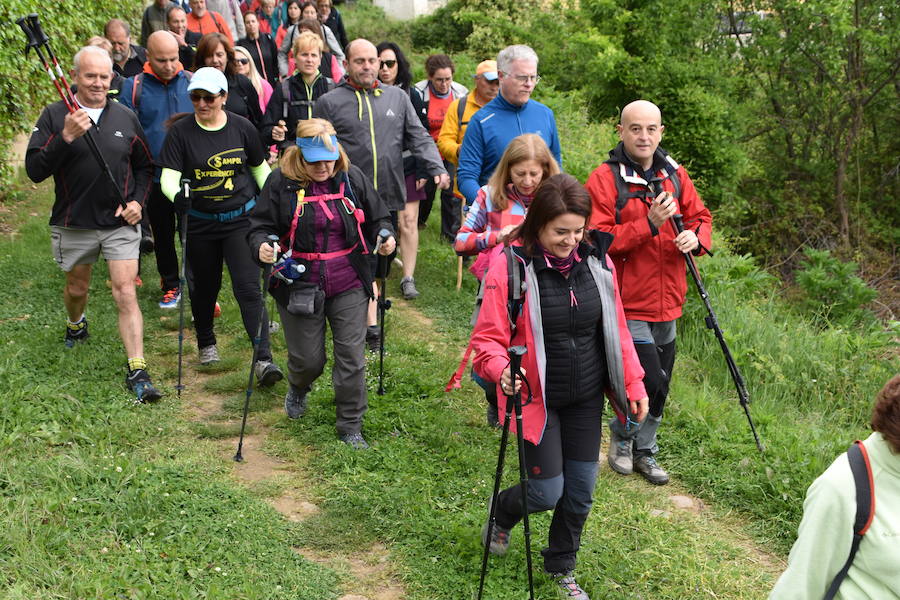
[248,118,396,450]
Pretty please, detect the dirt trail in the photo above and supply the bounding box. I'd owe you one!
[180,362,406,600]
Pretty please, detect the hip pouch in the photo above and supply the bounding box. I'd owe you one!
[287,281,324,316]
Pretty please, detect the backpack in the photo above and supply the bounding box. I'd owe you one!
[281,75,335,121]
[457,94,468,127]
[823,440,875,600]
[604,156,681,225]
[130,70,192,112]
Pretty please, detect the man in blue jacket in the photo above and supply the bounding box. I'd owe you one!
[121,31,194,309]
[456,45,562,205]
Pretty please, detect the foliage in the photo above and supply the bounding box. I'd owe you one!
[0,0,142,202]
[795,247,878,326]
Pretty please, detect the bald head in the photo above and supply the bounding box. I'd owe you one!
[344,39,378,88]
[147,30,181,82]
[617,100,664,170]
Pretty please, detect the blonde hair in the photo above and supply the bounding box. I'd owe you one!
[281,118,350,184]
[486,134,560,211]
[293,29,324,56]
[233,46,263,96]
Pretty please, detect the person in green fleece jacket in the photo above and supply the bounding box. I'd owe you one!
[770,373,900,600]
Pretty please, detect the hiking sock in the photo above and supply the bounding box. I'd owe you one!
[127,357,147,372]
[67,314,86,332]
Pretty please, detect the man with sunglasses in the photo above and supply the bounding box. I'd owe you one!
[457,45,561,206]
[121,31,194,311]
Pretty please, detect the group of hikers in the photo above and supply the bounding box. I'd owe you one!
[22,1,898,598]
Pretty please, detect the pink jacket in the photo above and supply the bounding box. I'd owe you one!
[471,240,646,445]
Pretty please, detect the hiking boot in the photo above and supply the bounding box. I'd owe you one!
[254,360,283,387]
[284,386,307,419]
[198,344,220,365]
[125,368,163,403]
[481,495,511,555]
[486,401,500,429]
[400,276,420,299]
[140,233,155,254]
[64,318,89,348]
[634,455,670,485]
[607,428,633,475]
[159,287,181,309]
[547,571,590,600]
[339,432,369,450]
[365,325,381,352]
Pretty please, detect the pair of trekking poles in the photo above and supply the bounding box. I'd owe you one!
[17,13,128,213]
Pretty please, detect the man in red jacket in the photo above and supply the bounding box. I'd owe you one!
[585,100,712,485]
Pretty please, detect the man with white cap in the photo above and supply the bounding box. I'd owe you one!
[437,59,500,207]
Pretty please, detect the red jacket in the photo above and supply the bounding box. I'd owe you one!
[586,150,712,322]
[471,240,646,445]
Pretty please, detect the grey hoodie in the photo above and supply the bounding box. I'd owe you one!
[314,81,447,211]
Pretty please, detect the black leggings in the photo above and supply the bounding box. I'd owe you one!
[186,226,271,360]
[147,183,180,291]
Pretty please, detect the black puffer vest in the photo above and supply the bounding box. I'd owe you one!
[535,249,608,408]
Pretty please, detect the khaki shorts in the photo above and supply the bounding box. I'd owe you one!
[50,225,140,272]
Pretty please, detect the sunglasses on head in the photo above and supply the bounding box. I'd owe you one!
[379,59,397,69]
[235,58,250,65]
[189,92,222,103]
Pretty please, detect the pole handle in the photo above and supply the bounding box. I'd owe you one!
[672,213,685,233]
[16,16,39,48]
[27,14,50,45]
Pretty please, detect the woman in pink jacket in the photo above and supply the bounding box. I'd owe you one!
[471,173,648,600]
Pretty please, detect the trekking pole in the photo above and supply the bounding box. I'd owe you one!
[176,179,191,397]
[374,229,392,396]
[235,234,279,462]
[477,345,535,600]
[17,13,128,210]
[671,213,764,452]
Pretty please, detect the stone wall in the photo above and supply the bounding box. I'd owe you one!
[373,0,447,20]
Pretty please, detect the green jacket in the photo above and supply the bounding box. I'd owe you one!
[770,432,900,599]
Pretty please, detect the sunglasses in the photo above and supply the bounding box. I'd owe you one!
[379,59,397,69]
[189,92,222,103]
[235,58,250,65]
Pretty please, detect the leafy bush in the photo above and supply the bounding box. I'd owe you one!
[0,0,142,201]
[795,247,877,326]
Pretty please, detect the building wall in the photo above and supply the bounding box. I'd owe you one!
[373,0,447,20]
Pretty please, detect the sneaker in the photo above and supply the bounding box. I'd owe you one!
[159,287,181,309]
[269,320,281,334]
[481,495,511,555]
[198,344,220,365]
[486,401,500,429]
[400,276,420,299]
[547,571,590,600]
[213,302,222,318]
[284,386,307,419]
[254,360,283,387]
[64,318,89,348]
[607,428,633,475]
[125,368,163,403]
[633,455,670,485]
[365,325,381,352]
[339,432,369,450]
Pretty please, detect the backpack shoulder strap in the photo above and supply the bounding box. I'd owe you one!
[603,160,646,225]
[823,440,875,600]
[281,78,291,120]
[457,94,468,126]
[131,73,143,111]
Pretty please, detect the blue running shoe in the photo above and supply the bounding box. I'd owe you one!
[64,318,89,348]
[159,287,181,309]
[126,368,163,403]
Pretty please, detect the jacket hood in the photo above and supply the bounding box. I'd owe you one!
[141,60,186,83]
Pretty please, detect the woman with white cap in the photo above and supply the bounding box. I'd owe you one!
[248,118,396,450]
[158,66,283,388]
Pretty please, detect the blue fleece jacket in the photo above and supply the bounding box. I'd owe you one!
[120,70,194,181]
[456,92,561,204]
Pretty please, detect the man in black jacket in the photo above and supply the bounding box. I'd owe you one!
[105,19,147,78]
[25,46,161,403]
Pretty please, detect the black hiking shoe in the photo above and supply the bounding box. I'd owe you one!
[254,360,283,387]
[339,432,369,450]
[481,495,511,555]
[284,386,307,419]
[64,318,89,348]
[634,455,670,485]
[125,368,163,403]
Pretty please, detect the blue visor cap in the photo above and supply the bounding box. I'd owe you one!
[297,135,341,162]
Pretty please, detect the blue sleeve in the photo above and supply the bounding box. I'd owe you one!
[548,111,562,167]
[120,77,135,110]
[457,116,484,205]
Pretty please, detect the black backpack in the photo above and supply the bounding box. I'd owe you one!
[823,440,875,600]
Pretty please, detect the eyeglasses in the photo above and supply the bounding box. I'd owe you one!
[379,59,397,69]
[503,73,541,84]
[235,58,250,65]
[189,92,222,103]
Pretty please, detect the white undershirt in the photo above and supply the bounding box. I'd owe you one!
[81,105,104,124]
